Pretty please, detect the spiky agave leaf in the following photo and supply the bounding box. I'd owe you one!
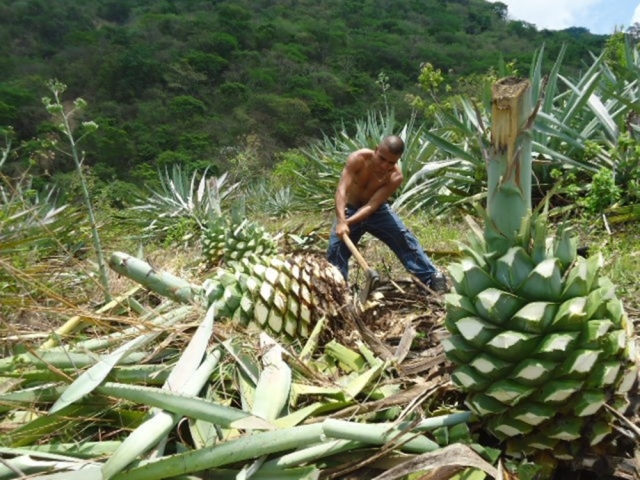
[131,167,239,242]
[203,253,348,341]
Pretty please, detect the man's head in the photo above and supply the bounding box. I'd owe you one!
[380,135,405,156]
[373,135,404,174]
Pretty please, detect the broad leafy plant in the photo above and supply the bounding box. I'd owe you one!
[411,41,640,218]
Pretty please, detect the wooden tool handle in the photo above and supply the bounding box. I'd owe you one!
[342,235,371,271]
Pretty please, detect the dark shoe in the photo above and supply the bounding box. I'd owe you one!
[430,271,448,293]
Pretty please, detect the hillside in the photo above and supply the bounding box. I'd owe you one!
[0,0,607,195]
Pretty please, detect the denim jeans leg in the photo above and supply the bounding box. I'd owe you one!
[326,207,365,281]
[327,221,349,280]
[364,204,437,285]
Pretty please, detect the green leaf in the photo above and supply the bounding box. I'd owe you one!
[517,259,562,301]
[494,247,534,291]
[510,302,558,333]
[110,424,325,480]
[449,260,497,298]
[473,288,527,326]
[252,334,292,421]
[98,382,272,430]
[50,305,193,414]
[343,362,385,400]
[100,350,222,480]
[442,334,479,364]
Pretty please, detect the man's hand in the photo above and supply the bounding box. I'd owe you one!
[336,221,350,239]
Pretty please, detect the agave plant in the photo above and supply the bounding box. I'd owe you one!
[0,168,86,308]
[409,42,640,218]
[130,165,240,243]
[201,203,279,267]
[443,77,638,467]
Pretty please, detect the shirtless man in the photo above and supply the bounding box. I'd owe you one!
[327,135,446,292]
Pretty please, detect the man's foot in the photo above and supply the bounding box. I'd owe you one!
[430,271,448,293]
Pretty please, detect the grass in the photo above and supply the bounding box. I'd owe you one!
[591,222,640,314]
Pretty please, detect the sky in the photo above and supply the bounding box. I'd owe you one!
[487,0,640,35]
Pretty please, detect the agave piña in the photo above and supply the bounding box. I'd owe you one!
[443,77,638,460]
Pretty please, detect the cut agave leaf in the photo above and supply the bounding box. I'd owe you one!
[456,316,499,348]
[465,393,508,416]
[445,294,478,324]
[585,420,612,446]
[534,380,582,404]
[448,260,497,298]
[559,349,600,378]
[483,331,540,362]
[442,335,479,364]
[560,258,590,299]
[451,365,492,392]
[546,418,584,441]
[487,415,533,439]
[509,358,555,386]
[584,361,621,388]
[509,402,555,426]
[550,296,587,330]
[469,354,512,380]
[510,302,558,333]
[484,379,535,406]
[494,246,535,291]
[533,332,579,361]
[572,390,606,417]
[473,288,527,326]
[516,258,562,301]
[581,319,613,345]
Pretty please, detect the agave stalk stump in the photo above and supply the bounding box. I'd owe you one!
[486,77,533,253]
[444,77,639,465]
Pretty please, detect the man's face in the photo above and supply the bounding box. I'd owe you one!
[374,144,401,174]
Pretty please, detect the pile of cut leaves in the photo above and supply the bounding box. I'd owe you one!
[0,237,503,480]
[2,220,639,480]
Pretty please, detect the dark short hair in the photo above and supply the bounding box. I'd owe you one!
[381,135,405,155]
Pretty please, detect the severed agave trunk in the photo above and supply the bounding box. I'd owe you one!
[198,214,348,340]
[109,250,348,342]
[443,77,639,461]
[204,253,348,340]
[485,77,533,255]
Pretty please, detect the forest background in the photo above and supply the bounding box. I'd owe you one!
[0,0,620,204]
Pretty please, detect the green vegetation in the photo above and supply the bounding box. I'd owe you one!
[0,0,611,201]
[1,2,640,479]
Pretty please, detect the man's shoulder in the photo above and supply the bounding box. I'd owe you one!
[348,148,374,162]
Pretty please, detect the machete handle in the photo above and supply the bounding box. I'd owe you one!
[342,235,372,273]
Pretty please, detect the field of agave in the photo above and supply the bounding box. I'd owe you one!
[2,43,640,480]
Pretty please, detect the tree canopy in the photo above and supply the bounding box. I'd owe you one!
[0,0,612,193]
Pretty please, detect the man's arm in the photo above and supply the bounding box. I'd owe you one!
[334,153,361,238]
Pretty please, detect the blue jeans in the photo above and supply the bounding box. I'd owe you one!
[327,204,438,286]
